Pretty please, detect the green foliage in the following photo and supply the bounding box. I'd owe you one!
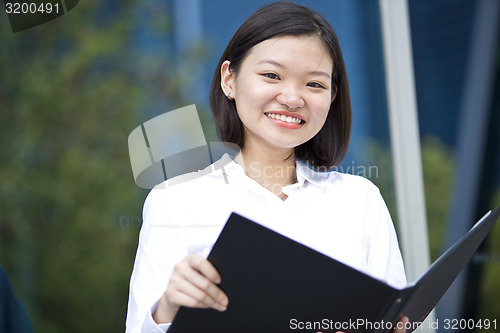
[478,189,500,328]
[0,1,200,331]
[420,137,500,326]
[420,136,455,261]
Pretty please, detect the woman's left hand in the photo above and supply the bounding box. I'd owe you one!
[392,316,410,333]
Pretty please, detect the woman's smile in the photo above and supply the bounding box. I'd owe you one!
[264,111,305,129]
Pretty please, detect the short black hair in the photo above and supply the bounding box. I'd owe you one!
[209,1,352,169]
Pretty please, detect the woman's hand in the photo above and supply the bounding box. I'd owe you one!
[152,254,229,324]
[392,316,410,333]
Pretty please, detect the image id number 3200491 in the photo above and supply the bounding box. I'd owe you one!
[441,318,496,330]
[5,2,60,14]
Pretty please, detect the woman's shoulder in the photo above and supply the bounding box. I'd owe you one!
[141,158,236,229]
[331,171,379,190]
[144,154,236,206]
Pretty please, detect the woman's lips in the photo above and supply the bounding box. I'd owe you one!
[264,111,305,129]
[265,110,305,123]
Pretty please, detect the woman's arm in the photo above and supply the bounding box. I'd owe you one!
[126,187,228,332]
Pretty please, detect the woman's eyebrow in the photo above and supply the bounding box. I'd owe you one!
[309,70,331,79]
[257,58,284,68]
[257,58,331,79]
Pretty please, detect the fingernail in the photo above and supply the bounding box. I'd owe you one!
[220,298,228,306]
[217,304,227,311]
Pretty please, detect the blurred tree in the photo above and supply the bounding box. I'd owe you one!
[477,189,500,332]
[366,136,455,260]
[420,136,456,261]
[0,1,206,332]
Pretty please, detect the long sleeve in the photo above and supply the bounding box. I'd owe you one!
[365,186,407,289]
[125,186,189,333]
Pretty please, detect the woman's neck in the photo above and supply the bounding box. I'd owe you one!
[234,144,297,200]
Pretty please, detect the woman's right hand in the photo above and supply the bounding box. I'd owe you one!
[152,254,229,324]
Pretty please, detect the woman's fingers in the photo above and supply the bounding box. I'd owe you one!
[165,282,224,311]
[393,316,410,333]
[182,255,228,307]
[167,254,228,310]
[154,254,229,324]
[171,269,228,311]
[187,254,222,284]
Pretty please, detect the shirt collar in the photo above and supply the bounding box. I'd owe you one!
[218,154,337,189]
[295,159,334,187]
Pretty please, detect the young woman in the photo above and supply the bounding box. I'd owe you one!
[126,2,407,332]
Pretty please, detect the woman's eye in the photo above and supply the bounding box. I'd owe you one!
[307,82,325,89]
[263,73,280,80]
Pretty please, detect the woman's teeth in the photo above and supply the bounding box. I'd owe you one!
[265,113,303,124]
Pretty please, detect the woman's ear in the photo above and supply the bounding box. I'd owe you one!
[221,60,235,99]
[331,85,337,103]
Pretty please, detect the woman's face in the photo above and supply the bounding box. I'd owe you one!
[222,35,334,154]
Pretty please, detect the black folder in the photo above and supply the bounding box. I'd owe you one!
[167,206,500,333]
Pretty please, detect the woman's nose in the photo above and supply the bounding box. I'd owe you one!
[276,85,305,109]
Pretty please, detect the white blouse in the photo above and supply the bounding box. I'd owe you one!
[125,155,407,333]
